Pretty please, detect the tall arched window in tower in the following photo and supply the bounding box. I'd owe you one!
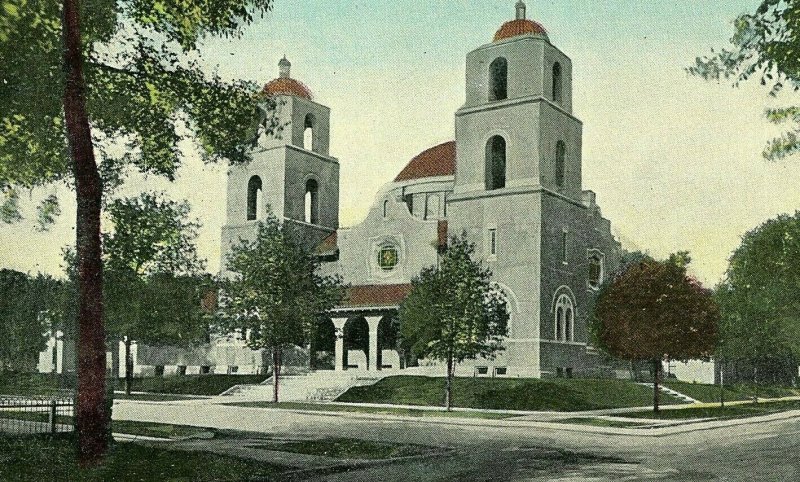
[555,294,574,342]
[305,179,319,224]
[303,114,315,151]
[489,57,508,102]
[247,175,263,221]
[485,136,507,190]
[555,141,566,189]
[552,62,563,104]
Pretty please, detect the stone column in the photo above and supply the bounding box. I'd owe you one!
[366,316,382,372]
[332,318,348,372]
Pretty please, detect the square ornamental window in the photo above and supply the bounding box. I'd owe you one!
[378,245,399,271]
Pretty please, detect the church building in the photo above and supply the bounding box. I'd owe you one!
[219,1,622,379]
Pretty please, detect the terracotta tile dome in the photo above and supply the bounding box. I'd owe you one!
[494,19,548,42]
[394,141,456,182]
[262,77,313,100]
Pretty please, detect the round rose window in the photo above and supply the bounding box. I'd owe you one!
[378,245,399,271]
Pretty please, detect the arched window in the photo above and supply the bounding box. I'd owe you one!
[383,200,389,219]
[555,141,566,189]
[555,294,574,342]
[489,57,508,102]
[305,179,319,224]
[552,62,563,104]
[303,114,315,151]
[485,136,507,190]
[247,175,263,221]
[588,251,604,289]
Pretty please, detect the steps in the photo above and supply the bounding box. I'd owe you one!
[220,371,386,402]
[636,382,700,404]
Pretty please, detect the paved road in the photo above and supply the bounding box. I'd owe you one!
[113,400,800,481]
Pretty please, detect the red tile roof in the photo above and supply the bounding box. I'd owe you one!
[494,19,548,42]
[262,77,313,100]
[340,284,413,308]
[394,141,456,182]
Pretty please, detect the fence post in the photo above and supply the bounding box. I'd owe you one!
[49,400,57,434]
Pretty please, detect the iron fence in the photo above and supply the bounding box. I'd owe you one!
[0,395,74,435]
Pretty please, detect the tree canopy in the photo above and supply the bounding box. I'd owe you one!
[690,0,800,160]
[0,269,63,372]
[591,254,719,411]
[400,234,509,410]
[716,212,800,383]
[216,215,344,402]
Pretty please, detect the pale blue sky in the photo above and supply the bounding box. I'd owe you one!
[4,0,798,286]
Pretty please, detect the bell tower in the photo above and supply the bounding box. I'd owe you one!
[221,57,339,267]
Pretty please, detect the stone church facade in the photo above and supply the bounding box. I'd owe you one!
[218,1,622,378]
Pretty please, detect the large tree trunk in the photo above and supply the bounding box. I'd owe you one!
[63,0,108,466]
[652,358,660,413]
[445,355,453,412]
[272,346,281,403]
[124,338,133,396]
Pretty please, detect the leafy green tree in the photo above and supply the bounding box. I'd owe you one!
[0,269,63,372]
[217,215,344,403]
[103,193,208,394]
[689,0,800,160]
[591,254,719,412]
[399,235,509,411]
[716,212,800,385]
[1,0,276,462]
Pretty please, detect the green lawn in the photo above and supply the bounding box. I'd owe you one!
[0,434,287,481]
[336,376,684,411]
[113,374,267,395]
[625,399,800,421]
[0,373,267,397]
[0,412,212,439]
[663,380,800,403]
[229,401,512,419]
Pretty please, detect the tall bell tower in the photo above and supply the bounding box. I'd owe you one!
[221,57,340,271]
[447,1,585,377]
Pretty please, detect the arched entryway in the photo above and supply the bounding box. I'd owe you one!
[377,316,401,370]
[343,316,369,370]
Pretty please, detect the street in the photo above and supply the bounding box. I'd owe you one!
[112,400,800,481]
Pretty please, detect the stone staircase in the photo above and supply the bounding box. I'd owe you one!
[220,371,386,402]
[636,382,700,404]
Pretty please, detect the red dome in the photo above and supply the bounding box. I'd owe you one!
[394,141,456,182]
[262,77,313,100]
[494,19,548,42]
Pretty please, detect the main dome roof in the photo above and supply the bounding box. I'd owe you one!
[394,141,456,182]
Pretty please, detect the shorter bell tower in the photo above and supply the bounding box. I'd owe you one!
[221,57,340,269]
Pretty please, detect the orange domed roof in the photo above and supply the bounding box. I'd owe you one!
[394,141,456,182]
[262,77,313,100]
[494,18,548,42]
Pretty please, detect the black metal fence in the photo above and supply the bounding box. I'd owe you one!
[0,395,74,435]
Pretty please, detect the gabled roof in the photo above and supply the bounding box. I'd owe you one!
[394,141,456,182]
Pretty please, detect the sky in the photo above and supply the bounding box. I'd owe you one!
[2,0,799,287]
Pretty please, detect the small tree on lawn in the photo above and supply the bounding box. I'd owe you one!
[217,215,344,403]
[591,254,719,412]
[400,234,509,411]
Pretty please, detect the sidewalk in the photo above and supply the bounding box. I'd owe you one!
[112,396,800,438]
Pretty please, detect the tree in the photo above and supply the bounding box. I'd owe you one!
[101,193,208,395]
[591,255,720,412]
[689,1,800,160]
[0,270,62,372]
[217,215,344,403]
[399,235,509,411]
[716,212,800,385]
[1,0,277,463]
